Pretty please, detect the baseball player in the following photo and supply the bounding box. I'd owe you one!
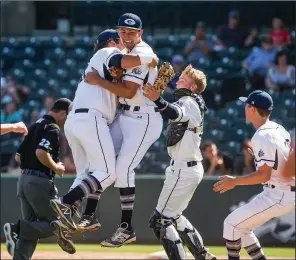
[84,13,163,247]
[142,65,216,260]
[75,30,158,232]
[49,29,158,233]
[214,90,295,260]
[0,122,28,136]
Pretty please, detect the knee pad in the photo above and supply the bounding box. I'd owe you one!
[149,211,172,240]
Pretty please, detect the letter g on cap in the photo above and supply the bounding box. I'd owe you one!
[124,18,136,25]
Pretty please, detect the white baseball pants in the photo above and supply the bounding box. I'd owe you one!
[156,161,204,218]
[223,186,295,247]
[64,110,116,191]
[110,110,163,188]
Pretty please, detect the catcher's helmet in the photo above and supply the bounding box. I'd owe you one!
[95,29,120,46]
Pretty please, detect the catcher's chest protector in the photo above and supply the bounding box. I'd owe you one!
[166,121,189,147]
[166,90,207,147]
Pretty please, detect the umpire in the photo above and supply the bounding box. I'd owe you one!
[3,98,76,260]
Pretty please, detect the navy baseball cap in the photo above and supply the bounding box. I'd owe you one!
[239,90,273,111]
[229,10,240,18]
[117,13,142,30]
[96,29,120,45]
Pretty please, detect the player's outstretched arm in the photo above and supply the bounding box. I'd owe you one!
[121,54,158,69]
[0,122,28,136]
[143,83,180,120]
[85,68,139,98]
[213,164,272,194]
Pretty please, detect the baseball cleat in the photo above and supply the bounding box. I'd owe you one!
[50,198,77,231]
[3,223,18,257]
[204,248,217,260]
[100,222,136,247]
[51,220,76,254]
[77,213,101,231]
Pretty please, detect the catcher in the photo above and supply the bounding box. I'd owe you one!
[143,64,216,260]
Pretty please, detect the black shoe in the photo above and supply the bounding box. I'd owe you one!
[100,222,136,248]
[50,198,77,231]
[3,223,18,257]
[51,220,76,254]
[77,213,101,231]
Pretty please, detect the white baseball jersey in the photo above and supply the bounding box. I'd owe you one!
[71,47,121,124]
[251,120,294,187]
[119,41,156,106]
[168,96,204,162]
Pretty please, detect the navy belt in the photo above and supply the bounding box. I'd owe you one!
[75,108,89,113]
[171,160,197,167]
[263,183,295,192]
[22,169,53,180]
[121,104,159,112]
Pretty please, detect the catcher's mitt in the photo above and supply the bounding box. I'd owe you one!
[153,62,175,94]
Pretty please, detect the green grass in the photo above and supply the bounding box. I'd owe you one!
[2,244,295,257]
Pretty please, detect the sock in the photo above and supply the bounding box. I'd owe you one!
[225,239,241,260]
[245,242,266,260]
[84,191,101,216]
[63,175,102,205]
[120,187,135,231]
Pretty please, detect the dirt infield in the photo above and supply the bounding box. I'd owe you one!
[1,250,294,259]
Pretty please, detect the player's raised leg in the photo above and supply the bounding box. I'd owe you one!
[50,113,116,230]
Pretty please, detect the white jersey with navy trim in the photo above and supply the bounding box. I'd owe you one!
[168,96,203,162]
[251,120,294,187]
[72,47,121,124]
[119,41,156,106]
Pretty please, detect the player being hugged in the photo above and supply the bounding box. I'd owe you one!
[214,90,295,260]
[143,65,216,260]
[85,13,163,247]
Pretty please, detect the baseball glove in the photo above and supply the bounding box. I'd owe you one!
[153,62,175,94]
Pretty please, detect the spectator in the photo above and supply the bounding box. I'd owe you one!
[270,17,291,47]
[265,50,295,91]
[184,21,214,62]
[233,139,256,176]
[243,35,277,90]
[202,141,234,176]
[167,54,186,90]
[39,95,54,117]
[215,10,257,49]
[0,96,22,123]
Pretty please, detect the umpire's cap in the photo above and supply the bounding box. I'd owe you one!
[239,90,273,111]
[51,98,72,113]
[117,13,142,30]
[96,29,120,45]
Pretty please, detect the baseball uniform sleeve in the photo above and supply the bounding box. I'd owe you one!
[252,134,277,168]
[37,125,59,154]
[170,97,191,123]
[123,65,149,85]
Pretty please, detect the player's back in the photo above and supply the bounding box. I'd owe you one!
[252,120,294,186]
[168,96,204,162]
[119,41,156,107]
[72,47,119,124]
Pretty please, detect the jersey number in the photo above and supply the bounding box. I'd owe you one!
[39,138,50,149]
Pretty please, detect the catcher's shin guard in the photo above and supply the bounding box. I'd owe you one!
[178,228,207,259]
[149,211,186,260]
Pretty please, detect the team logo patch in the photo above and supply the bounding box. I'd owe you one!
[132,67,142,75]
[124,18,136,25]
[258,149,264,157]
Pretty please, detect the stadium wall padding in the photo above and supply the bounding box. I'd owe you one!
[1,174,294,246]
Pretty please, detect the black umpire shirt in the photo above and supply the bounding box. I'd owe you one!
[16,115,60,177]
